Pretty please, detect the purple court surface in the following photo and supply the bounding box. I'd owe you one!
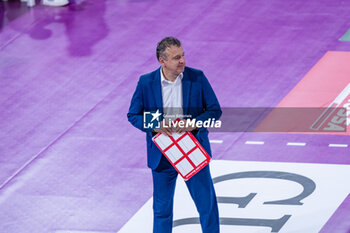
[1,0,350,232]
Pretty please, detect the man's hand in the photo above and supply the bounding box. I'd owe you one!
[153,120,173,136]
[174,119,197,133]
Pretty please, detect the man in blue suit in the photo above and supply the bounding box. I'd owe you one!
[127,37,221,233]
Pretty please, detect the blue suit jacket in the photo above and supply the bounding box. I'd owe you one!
[127,66,222,169]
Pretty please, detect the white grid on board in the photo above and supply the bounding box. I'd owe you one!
[188,148,206,166]
[175,158,193,176]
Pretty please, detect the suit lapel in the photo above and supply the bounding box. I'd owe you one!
[182,68,191,116]
[152,67,163,112]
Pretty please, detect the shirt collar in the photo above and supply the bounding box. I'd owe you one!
[160,67,183,85]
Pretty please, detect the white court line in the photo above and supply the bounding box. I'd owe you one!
[210,140,223,144]
[287,142,306,146]
[329,144,348,148]
[222,139,348,148]
[245,141,264,145]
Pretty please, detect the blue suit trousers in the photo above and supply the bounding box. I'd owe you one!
[152,155,220,233]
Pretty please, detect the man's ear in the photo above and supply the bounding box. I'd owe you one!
[159,55,168,66]
[159,57,165,66]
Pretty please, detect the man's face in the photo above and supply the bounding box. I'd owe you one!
[160,45,186,77]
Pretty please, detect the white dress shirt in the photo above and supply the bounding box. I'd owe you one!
[160,68,183,121]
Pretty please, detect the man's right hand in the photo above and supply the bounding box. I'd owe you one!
[153,120,173,136]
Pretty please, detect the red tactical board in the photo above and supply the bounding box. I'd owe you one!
[152,132,211,180]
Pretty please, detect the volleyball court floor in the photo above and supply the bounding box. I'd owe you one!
[0,0,350,232]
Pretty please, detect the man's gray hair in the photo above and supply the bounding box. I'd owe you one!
[156,37,181,61]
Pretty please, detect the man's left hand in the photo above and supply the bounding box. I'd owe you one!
[174,119,197,133]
